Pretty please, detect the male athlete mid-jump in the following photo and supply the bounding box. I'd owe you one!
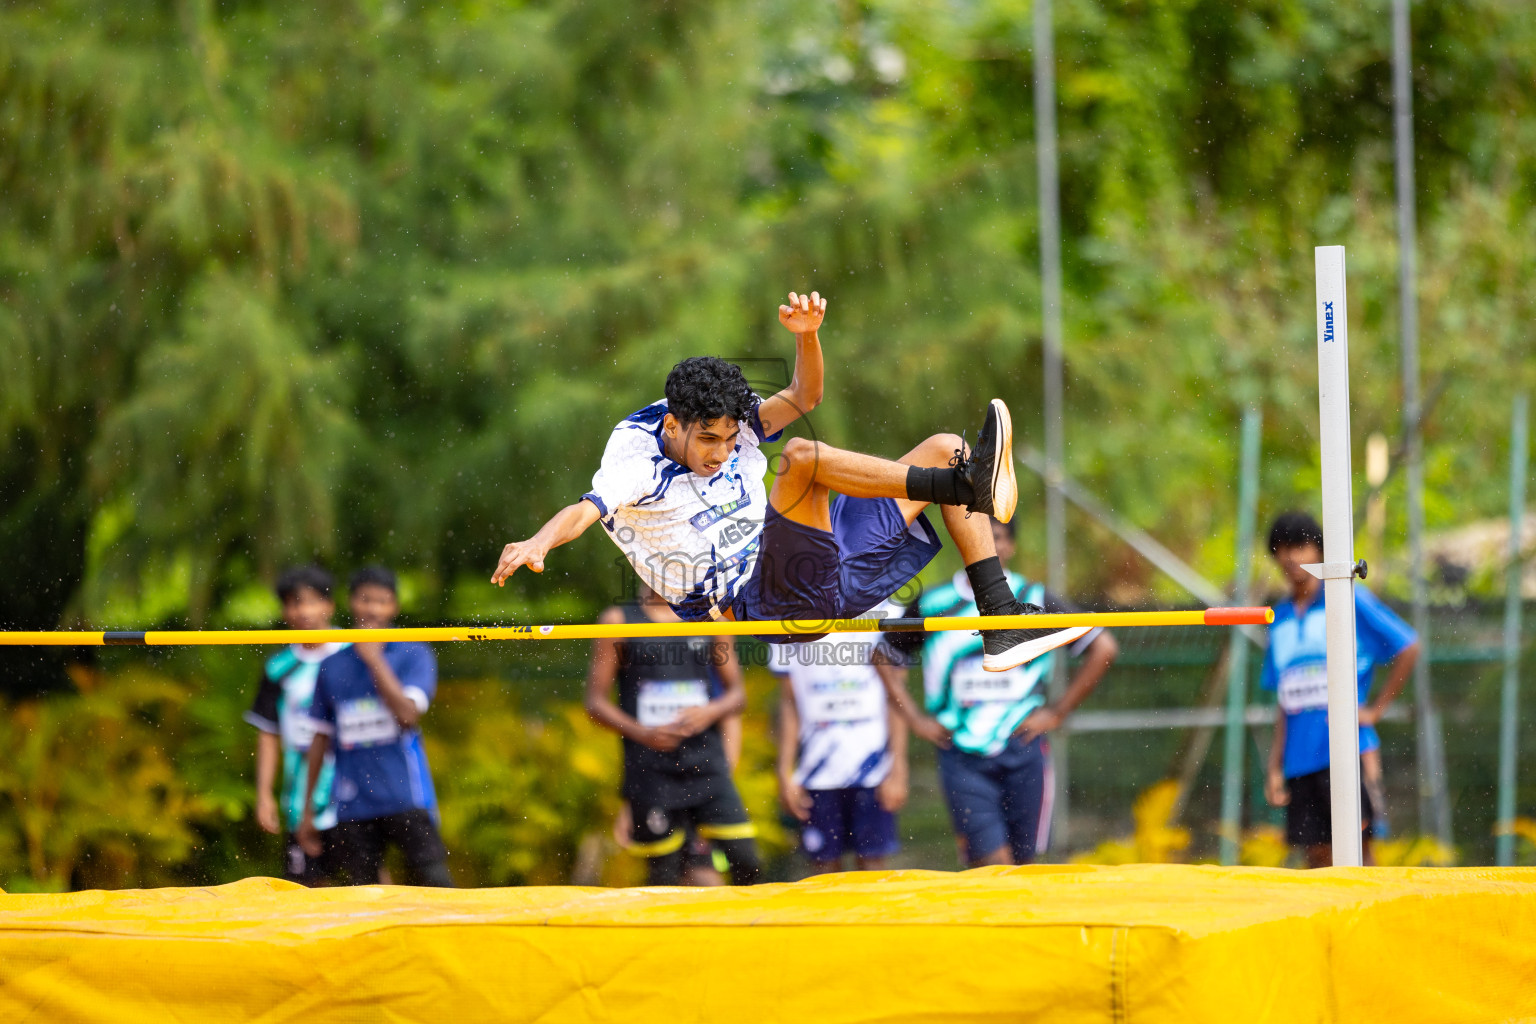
[492,291,1086,671]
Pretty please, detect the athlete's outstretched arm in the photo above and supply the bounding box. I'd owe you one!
[757,290,826,439]
[491,499,602,585]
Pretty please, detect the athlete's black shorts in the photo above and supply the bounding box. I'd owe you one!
[628,787,756,858]
[1285,767,1375,848]
[684,828,723,873]
[282,830,340,886]
[328,809,449,885]
[730,497,941,643]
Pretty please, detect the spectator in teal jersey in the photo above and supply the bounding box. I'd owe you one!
[244,566,350,885]
[884,518,1118,866]
[1262,511,1419,867]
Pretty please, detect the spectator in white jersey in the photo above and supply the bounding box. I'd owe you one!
[773,600,909,873]
[493,290,1087,678]
[884,518,1118,866]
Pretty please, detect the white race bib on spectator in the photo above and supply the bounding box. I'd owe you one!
[336,697,401,748]
[952,661,1033,706]
[1277,663,1330,714]
[802,679,883,724]
[637,680,709,727]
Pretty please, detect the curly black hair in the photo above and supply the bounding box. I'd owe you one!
[349,565,399,595]
[664,356,758,427]
[275,565,334,603]
[1268,511,1324,554]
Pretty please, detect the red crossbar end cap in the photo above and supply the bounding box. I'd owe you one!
[1203,607,1274,626]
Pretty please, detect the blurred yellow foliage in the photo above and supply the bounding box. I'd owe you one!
[1238,825,1289,868]
[0,669,217,891]
[429,672,788,888]
[1373,835,1458,867]
[1073,780,1191,865]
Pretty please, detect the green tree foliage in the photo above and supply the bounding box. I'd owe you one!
[5,0,1534,640]
[1,0,1534,879]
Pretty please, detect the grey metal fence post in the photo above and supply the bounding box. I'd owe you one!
[1394,0,1452,846]
[1035,0,1069,850]
[1219,407,1262,865]
[1497,394,1529,866]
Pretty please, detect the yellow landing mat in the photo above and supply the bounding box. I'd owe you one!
[2,865,1534,1023]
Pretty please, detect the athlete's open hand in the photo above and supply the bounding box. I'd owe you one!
[665,705,714,737]
[876,767,909,813]
[1265,766,1290,808]
[1015,706,1063,744]
[297,818,323,858]
[910,713,953,749]
[492,539,548,586]
[778,290,827,335]
[255,791,281,835]
[639,726,683,753]
[779,777,813,822]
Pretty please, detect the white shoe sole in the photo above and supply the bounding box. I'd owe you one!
[988,398,1017,524]
[982,626,1091,672]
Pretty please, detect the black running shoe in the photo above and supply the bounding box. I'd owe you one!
[981,602,1091,673]
[954,398,1017,524]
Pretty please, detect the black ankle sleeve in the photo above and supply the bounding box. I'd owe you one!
[966,556,1022,617]
[906,465,976,508]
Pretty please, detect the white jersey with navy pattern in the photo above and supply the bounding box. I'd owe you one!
[771,600,899,791]
[582,399,778,621]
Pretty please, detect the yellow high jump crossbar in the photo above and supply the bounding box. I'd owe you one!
[0,607,1271,646]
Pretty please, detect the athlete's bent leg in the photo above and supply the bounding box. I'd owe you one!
[647,847,688,885]
[774,433,998,560]
[716,837,763,886]
[768,436,835,530]
[412,859,454,888]
[968,845,1014,868]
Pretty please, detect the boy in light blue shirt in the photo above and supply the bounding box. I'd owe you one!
[1261,511,1419,867]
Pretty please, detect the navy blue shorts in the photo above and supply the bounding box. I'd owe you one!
[733,495,941,643]
[801,787,899,864]
[937,735,1053,865]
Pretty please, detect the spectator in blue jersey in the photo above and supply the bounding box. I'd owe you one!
[245,565,349,885]
[884,517,1118,867]
[773,600,910,873]
[1261,511,1419,868]
[297,567,453,887]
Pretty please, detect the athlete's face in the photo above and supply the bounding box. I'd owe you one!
[990,519,1017,565]
[663,413,740,477]
[350,583,400,629]
[1274,541,1323,592]
[282,587,334,631]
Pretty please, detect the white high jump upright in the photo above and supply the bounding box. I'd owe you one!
[1308,245,1365,867]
